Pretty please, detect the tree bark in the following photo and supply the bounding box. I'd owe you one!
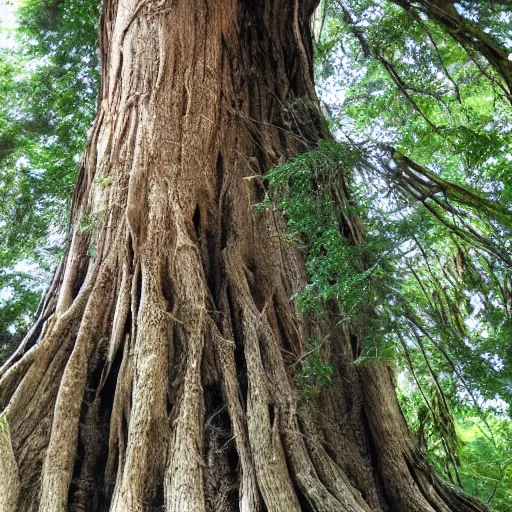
[0,0,489,511]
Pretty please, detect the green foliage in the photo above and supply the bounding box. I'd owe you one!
[263,140,399,403]
[457,416,512,508]
[264,3,512,503]
[264,140,388,318]
[307,1,512,508]
[399,381,512,509]
[296,336,335,405]
[0,0,99,352]
[269,133,511,506]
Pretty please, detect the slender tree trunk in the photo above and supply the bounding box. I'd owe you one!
[0,0,489,510]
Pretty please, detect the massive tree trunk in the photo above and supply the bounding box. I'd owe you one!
[0,1,489,511]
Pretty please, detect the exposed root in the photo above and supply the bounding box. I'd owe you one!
[39,262,116,511]
[0,415,20,512]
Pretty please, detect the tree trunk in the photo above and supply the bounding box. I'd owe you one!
[0,1,489,511]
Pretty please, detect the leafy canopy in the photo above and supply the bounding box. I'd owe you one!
[0,0,99,356]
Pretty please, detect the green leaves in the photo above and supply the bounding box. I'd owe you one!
[265,140,385,319]
[296,337,335,405]
[311,2,512,507]
[0,0,99,349]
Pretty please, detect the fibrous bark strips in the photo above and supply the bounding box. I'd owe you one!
[0,0,489,510]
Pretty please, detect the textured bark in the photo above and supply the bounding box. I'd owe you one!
[0,0,489,511]
[0,416,20,510]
